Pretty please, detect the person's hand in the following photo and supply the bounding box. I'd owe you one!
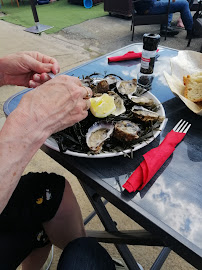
[172,0,175,2]
[15,75,92,139]
[0,51,60,88]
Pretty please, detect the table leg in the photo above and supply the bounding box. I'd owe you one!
[79,180,142,270]
[150,247,171,270]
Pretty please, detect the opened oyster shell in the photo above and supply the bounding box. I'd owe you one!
[131,105,164,122]
[104,75,117,85]
[95,75,117,94]
[108,91,126,116]
[116,79,137,96]
[113,120,141,142]
[129,95,154,106]
[86,122,114,153]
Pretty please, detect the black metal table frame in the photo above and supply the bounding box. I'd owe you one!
[41,145,172,270]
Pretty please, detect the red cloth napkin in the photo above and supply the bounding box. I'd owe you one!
[108,51,142,63]
[123,130,186,193]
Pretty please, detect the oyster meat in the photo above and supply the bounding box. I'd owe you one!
[116,79,137,96]
[131,105,164,122]
[108,91,126,116]
[129,95,154,106]
[86,122,114,153]
[95,76,117,94]
[113,120,140,142]
[97,80,110,93]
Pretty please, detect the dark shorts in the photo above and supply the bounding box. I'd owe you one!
[0,172,65,269]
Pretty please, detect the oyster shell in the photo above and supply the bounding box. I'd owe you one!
[86,122,114,153]
[104,75,117,85]
[129,95,154,106]
[95,76,117,94]
[108,91,126,116]
[116,79,137,96]
[113,120,140,142]
[131,105,164,122]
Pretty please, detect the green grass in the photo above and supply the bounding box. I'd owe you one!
[0,0,106,33]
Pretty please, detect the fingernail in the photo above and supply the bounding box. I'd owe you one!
[29,81,35,88]
[56,69,59,74]
[44,74,49,80]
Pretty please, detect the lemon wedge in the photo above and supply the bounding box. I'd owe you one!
[90,93,116,118]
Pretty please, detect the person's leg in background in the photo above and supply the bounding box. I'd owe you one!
[177,0,194,28]
[148,0,193,37]
[57,237,116,270]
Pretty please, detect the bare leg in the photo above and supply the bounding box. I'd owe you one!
[177,17,185,28]
[21,243,51,270]
[43,179,86,249]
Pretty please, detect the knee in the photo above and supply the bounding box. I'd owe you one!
[58,237,115,270]
[179,0,189,9]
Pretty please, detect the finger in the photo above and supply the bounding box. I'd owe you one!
[82,86,92,99]
[34,52,60,74]
[27,57,54,74]
[26,51,59,65]
[32,73,50,84]
[39,73,51,82]
[29,80,41,88]
[51,62,60,75]
[83,99,91,111]
[32,73,41,82]
[24,52,59,74]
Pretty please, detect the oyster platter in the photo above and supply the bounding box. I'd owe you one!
[45,74,166,158]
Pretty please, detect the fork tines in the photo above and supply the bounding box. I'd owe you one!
[173,119,191,133]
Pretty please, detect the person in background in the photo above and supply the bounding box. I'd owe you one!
[0,51,115,270]
[177,0,194,28]
[134,0,193,38]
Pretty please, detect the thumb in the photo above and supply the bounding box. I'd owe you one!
[27,57,53,74]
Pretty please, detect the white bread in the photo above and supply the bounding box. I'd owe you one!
[183,72,202,103]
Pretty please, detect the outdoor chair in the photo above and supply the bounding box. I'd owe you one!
[187,0,202,47]
[104,0,132,17]
[191,0,201,11]
[0,0,19,7]
[131,0,170,41]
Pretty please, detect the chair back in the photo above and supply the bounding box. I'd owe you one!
[131,0,170,41]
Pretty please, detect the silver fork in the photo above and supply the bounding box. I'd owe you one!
[173,119,191,134]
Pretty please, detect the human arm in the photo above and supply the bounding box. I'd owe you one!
[0,51,60,88]
[0,75,92,213]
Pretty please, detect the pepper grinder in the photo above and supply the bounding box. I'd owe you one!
[138,33,160,88]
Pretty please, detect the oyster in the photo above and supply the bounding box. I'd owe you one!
[131,105,164,122]
[116,79,137,96]
[104,75,117,85]
[129,95,154,106]
[108,91,126,116]
[86,122,114,153]
[113,120,140,142]
[96,76,117,93]
[97,80,110,93]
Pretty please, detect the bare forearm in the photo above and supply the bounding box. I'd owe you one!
[0,75,91,213]
[0,110,47,213]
